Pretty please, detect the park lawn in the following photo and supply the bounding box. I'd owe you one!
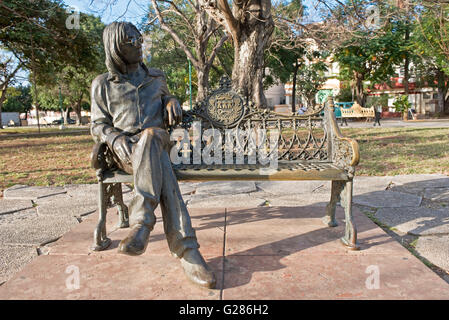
[1,127,448,194]
[0,126,88,135]
[342,127,449,176]
[0,133,97,194]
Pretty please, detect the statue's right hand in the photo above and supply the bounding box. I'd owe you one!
[112,135,132,165]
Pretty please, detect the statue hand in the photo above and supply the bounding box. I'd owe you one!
[165,97,182,126]
[112,135,132,164]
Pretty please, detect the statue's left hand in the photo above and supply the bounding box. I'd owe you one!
[165,97,182,126]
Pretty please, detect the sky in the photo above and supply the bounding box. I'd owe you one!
[63,0,327,26]
[63,0,148,25]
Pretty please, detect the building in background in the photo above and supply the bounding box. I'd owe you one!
[368,65,440,116]
[264,59,443,117]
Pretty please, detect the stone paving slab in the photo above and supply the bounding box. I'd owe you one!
[187,193,266,208]
[352,176,395,195]
[64,184,99,200]
[0,246,38,284]
[0,254,223,300]
[0,208,37,224]
[415,235,449,272]
[0,215,79,246]
[36,201,97,218]
[1,206,449,299]
[3,185,66,200]
[0,199,34,215]
[195,181,257,196]
[224,207,405,256]
[256,181,330,195]
[391,174,449,188]
[265,194,329,207]
[221,253,449,300]
[354,190,422,208]
[375,207,449,236]
[424,188,449,202]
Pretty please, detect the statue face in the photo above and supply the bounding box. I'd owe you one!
[119,25,143,65]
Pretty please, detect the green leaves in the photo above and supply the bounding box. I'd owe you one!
[392,95,411,113]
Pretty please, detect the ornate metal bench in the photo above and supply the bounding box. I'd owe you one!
[341,102,375,119]
[90,77,360,252]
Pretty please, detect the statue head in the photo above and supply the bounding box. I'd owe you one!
[103,21,143,82]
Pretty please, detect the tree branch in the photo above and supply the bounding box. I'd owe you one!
[207,33,229,66]
[150,0,200,68]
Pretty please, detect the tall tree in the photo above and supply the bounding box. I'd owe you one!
[334,21,406,107]
[147,0,228,101]
[0,55,22,128]
[198,0,275,107]
[3,85,32,115]
[34,13,106,124]
[412,1,449,114]
[1,0,106,126]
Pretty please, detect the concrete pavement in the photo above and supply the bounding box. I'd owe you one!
[0,174,448,299]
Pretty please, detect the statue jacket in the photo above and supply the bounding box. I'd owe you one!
[90,65,174,148]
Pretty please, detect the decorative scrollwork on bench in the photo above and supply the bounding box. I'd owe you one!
[175,76,330,164]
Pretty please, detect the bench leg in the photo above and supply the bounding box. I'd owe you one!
[91,181,112,251]
[322,180,344,227]
[340,180,359,250]
[112,183,129,229]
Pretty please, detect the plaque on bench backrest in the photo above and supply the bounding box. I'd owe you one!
[204,76,245,128]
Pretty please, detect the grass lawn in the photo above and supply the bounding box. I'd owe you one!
[0,126,88,136]
[0,133,97,193]
[342,127,449,176]
[1,127,448,194]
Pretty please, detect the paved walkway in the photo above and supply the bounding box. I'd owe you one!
[339,118,449,128]
[0,175,448,298]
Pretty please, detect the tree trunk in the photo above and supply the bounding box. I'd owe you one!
[63,107,70,125]
[354,71,366,107]
[74,106,82,125]
[73,95,83,125]
[291,62,300,113]
[199,0,274,107]
[437,70,447,115]
[232,22,273,107]
[0,90,6,129]
[445,95,449,115]
[196,66,211,102]
[403,23,410,97]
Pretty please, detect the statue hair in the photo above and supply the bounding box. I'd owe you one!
[103,21,142,82]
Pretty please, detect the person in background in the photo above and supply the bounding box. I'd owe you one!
[297,106,307,115]
[374,105,382,126]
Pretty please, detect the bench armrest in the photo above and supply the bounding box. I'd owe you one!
[325,99,360,174]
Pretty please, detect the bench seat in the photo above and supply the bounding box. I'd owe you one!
[101,161,349,183]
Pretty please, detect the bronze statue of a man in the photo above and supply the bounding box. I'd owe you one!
[90,21,216,288]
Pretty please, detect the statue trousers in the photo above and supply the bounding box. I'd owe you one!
[114,127,199,258]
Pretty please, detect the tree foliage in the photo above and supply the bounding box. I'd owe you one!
[3,85,32,113]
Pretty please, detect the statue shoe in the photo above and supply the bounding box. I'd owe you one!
[180,248,216,289]
[118,223,151,256]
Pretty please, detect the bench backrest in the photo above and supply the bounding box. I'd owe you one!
[170,76,338,165]
[340,102,375,118]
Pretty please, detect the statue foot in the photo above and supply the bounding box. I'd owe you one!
[118,224,150,256]
[180,248,216,289]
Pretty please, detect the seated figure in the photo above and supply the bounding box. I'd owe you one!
[90,21,216,288]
